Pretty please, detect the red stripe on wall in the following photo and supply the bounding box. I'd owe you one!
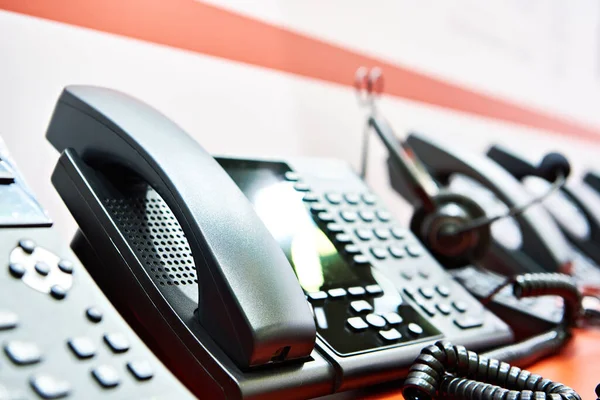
[2,0,600,141]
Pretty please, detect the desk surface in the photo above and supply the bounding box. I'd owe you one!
[343,328,600,400]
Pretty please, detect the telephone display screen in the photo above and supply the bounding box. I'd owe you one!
[218,158,362,292]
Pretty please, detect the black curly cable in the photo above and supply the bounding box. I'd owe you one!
[403,341,580,400]
[402,273,582,400]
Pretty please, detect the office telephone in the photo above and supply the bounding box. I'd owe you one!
[378,124,572,336]
[0,137,195,398]
[44,85,513,399]
[487,146,600,278]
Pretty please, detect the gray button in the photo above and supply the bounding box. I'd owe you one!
[379,328,402,341]
[284,171,300,181]
[302,193,319,202]
[355,229,373,241]
[30,375,71,399]
[293,182,310,192]
[327,223,344,233]
[346,317,368,331]
[406,244,423,257]
[325,193,343,205]
[454,316,483,329]
[307,291,327,301]
[382,312,403,325]
[57,260,74,274]
[340,210,358,222]
[376,210,391,222]
[8,262,26,278]
[68,337,96,359]
[452,301,468,313]
[436,303,452,316]
[5,341,42,365]
[436,285,451,297]
[407,323,424,336]
[127,361,154,381]
[18,239,36,254]
[344,193,360,205]
[419,287,435,300]
[389,246,405,259]
[366,314,386,328]
[390,227,407,240]
[373,228,390,240]
[350,300,373,313]
[362,193,377,205]
[328,288,347,298]
[35,262,50,276]
[310,204,327,213]
[353,255,369,265]
[0,310,18,330]
[92,365,120,388]
[103,333,130,353]
[344,244,361,254]
[335,233,353,244]
[365,284,383,295]
[347,286,366,296]
[358,210,375,222]
[416,299,436,317]
[370,247,388,260]
[317,212,335,222]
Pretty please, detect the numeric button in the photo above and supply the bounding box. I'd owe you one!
[353,254,369,265]
[382,312,403,325]
[340,211,358,222]
[361,193,377,205]
[358,210,375,222]
[293,182,310,192]
[406,245,423,257]
[310,204,327,213]
[350,300,373,314]
[317,212,335,222]
[347,286,366,296]
[355,229,373,241]
[0,310,18,330]
[344,193,360,205]
[30,375,71,399]
[346,317,368,331]
[127,361,154,381]
[335,233,352,244]
[302,193,319,202]
[103,333,130,353]
[370,247,388,260]
[284,172,300,181]
[373,228,390,240]
[325,193,342,205]
[436,285,451,297]
[436,303,452,316]
[419,287,435,300]
[376,210,391,222]
[344,244,361,255]
[68,337,96,359]
[389,246,405,259]
[5,341,41,365]
[391,227,407,240]
[92,365,120,388]
[326,223,344,233]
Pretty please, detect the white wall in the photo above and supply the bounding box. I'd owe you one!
[0,4,599,242]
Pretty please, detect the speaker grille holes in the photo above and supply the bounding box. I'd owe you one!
[104,191,198,286]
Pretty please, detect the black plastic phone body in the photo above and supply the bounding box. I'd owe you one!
[0,137,195,399]
[488,145,600,269]
[46,86,512,398]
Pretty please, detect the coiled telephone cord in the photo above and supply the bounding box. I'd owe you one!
[403,273,584,400]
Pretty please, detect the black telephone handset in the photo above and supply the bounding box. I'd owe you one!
[46,85,316,369]
[390,133,572,277]
[488,145,600,270]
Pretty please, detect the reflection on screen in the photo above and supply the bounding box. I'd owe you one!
[219,159,362,292]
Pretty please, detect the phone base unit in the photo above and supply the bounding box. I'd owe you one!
[52,152,513,398]
[0,142,195,399]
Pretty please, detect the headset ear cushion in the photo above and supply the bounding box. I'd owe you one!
[410,191,490,269]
